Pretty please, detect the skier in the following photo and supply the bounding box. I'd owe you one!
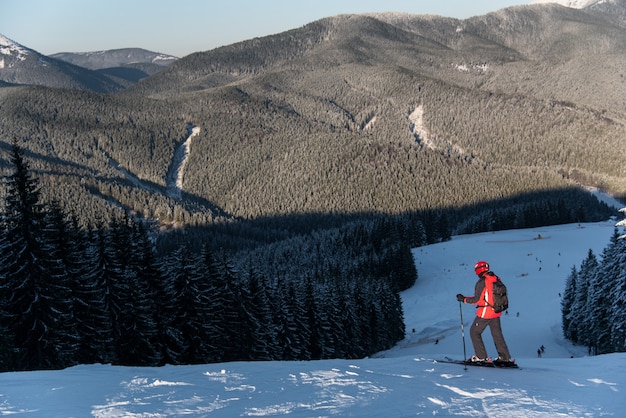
[456,260,513,363]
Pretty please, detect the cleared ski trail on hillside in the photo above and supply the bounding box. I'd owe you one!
[166,124,200,199]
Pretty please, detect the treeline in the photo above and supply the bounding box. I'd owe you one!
[0,143,409,371]
[562,228,626,355]
[454,188,615,235]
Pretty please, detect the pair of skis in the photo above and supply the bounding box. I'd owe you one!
[437,356,519,369]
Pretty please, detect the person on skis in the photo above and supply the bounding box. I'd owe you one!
[456,260,513,363]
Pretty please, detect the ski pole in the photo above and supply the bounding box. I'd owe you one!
[459,302,467,370]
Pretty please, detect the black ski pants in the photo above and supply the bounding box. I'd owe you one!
[470,316,511,360]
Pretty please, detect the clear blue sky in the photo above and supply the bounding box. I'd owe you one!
[1,0,529,57]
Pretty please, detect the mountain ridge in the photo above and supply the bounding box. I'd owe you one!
[0,36,177,92]
[0,3,624,228]
[50,48,178,70]
[0,34,125,93]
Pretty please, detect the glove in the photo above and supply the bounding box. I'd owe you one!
[456,294,465,302]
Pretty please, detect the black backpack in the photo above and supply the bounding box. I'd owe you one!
[488,277,509,313]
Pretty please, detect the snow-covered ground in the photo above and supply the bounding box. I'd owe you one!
[166,125,200,199]
[1,215,625,416]
[530,0,606,8]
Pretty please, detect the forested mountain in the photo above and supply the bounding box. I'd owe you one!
[51,48,178,71]
[0,2,624,370]
[51,48,178,87]
[0,35,124,93]
[3,3,625,222]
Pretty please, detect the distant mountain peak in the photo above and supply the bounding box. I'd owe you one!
[530,0,612,8]
[0,34,31,66]
[50,48,178,70]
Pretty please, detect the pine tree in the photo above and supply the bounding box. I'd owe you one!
[161,245,215,364]
[244,268,279,360]
[69,221,113,364]
[561,265,578,341]
[198,244,226,362]
[575,249,599,349]
[607,229,626,352]
[588,229,621,354]
[156,255,186,364]
[117,219,161,366]
[213,255,248,362]
[304,278,321,360]
[272,278,303,360]
[230,272,260,361]
[0,142,65,370]
[39,201,80,367]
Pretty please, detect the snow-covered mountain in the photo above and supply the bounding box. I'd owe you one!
[1,34,176,91]
[0,33,124,93]
[51,48,177,70]
[530,0,612,8]
[529,0,626,30]
[51,48,178,85]
[0,34,31,68]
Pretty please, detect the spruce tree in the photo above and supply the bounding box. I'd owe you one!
[39,201,80,367]
[606,229,626,352]
[561,266,578,341]
[213,255,247,362]
[587,229,621,354]
[245,269,279,360]
[575,250,599,350]
[117,219,161,366]
[198,244,226,362]
[161,245,215,364]
[0,142,64,370]
[272,278,302,360]
[69,222,113,364]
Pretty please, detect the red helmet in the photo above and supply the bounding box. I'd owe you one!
[474,261,489,275]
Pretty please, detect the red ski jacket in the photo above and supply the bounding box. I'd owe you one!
[463,272,501,319]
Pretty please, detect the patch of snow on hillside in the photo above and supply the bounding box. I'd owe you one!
[153,54,178,63]
[530,0,608,8]
[0,34,29,62]
[408,105,435,149]
[166,124,201,199]
[455,63,489,73]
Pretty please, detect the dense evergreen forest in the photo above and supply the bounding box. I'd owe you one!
[2,6,626,371]
[0,141,615,371]
[562,228,626,355]
[0,143,410,371]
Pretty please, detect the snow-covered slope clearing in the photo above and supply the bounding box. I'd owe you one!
[0,218,624,416]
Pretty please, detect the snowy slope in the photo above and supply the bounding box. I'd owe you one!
[0,34,31,64]
[530,0,609,8]
[0,219,625,416]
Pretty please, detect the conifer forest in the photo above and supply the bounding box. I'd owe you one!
[0,142,615,371]
[1,5,626,371]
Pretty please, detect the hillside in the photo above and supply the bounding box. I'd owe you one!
[0,219,624,416]
[51,48,178,87]
[0,35,124,93]
[0,3,625,228]
[50,48,177,70]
